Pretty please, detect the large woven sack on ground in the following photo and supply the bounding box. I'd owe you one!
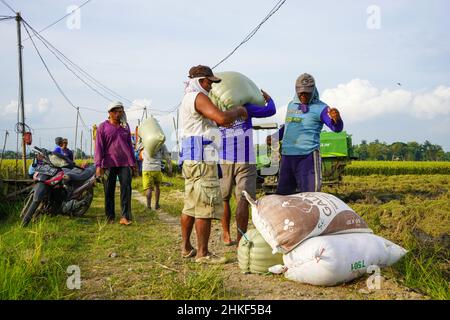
[209,71,265,110]
[282,233,407,286]
[243,191,372,254]
[138,116,165,157]
[238,229,283,274]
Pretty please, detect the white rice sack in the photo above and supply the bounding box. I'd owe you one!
[282,233,407,286]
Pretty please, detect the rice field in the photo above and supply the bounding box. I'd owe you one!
[345,161,450,175]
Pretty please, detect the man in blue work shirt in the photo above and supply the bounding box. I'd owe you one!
[276,73,343,195]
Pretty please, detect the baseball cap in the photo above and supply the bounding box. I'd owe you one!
[107,101,124,112]
[295,73,315,94]
[188,65,221,83]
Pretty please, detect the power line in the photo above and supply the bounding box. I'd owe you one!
[212,0,287,69]
[165,1,287,116]
[24,0,92,41]
[78,106,105,113]
[22,19,127,104]
[0,0,15,14]
[23,20,132,104]
[32,126,78,130]
[78,112,90,131]
[0,15,14,22]
[24,20,115,103]
[22,21,78,111]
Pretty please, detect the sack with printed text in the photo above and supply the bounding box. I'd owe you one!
[243,191,373,254]
[282,233,407,286]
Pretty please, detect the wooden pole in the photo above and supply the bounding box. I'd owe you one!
[89,128,93,160]
[74,107,79,159]
[16,12,27,178]
[80,130,83,159]
[0,130,9,170]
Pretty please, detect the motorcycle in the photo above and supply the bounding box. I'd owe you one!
[21,146,97,226]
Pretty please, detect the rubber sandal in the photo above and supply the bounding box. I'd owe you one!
[223,240,238,247]
[182,248,197,258]
[195,253,227,264]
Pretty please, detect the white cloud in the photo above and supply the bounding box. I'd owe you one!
[321,79,450,123]
[1,100,34,118]
[1,100,19,117]
[412,86,450,119]
[2,98,54,118]
[37,98,52,113]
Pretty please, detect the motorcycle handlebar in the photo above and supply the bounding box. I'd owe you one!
[33,146,51,155]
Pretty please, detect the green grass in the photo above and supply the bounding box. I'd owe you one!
[0,202,84,299]
[1,171,448,300]
[392,238,449,300]
[324,175,449,300]
[0,181,234,300]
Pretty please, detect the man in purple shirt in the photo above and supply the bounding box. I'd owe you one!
[219,90,276,245]
[95,101,136,225]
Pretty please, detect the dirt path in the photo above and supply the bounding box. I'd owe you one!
[132,190,426,300]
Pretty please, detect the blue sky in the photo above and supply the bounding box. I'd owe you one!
[1,0,449,153]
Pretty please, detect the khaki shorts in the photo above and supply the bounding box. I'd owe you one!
[142,171,162,189]
[182,162,223,219]
[220,163,257,202]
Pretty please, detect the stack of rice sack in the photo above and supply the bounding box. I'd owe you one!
[242,191,407,286]
[138,116,165,156]
[209,71,265,110]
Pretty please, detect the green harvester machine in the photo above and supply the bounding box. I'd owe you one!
[254,124,355,194]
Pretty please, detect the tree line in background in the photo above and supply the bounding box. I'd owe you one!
[353,140,450,161]
[0,149,90,160]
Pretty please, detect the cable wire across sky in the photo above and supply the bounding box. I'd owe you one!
[212,0,287,69]
[2,0,288,132]
[23,0,93,42]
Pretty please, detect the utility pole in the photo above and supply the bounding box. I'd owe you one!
[80,130,83,159]
[89,128,92,160]
[16,12,27,178]
[74,107,79,159]
[0,130,9,170]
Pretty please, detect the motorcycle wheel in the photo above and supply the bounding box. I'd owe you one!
[21,191,43,226]
[71,187,94,217]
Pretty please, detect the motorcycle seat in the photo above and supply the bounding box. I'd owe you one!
[64,165,96,181]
